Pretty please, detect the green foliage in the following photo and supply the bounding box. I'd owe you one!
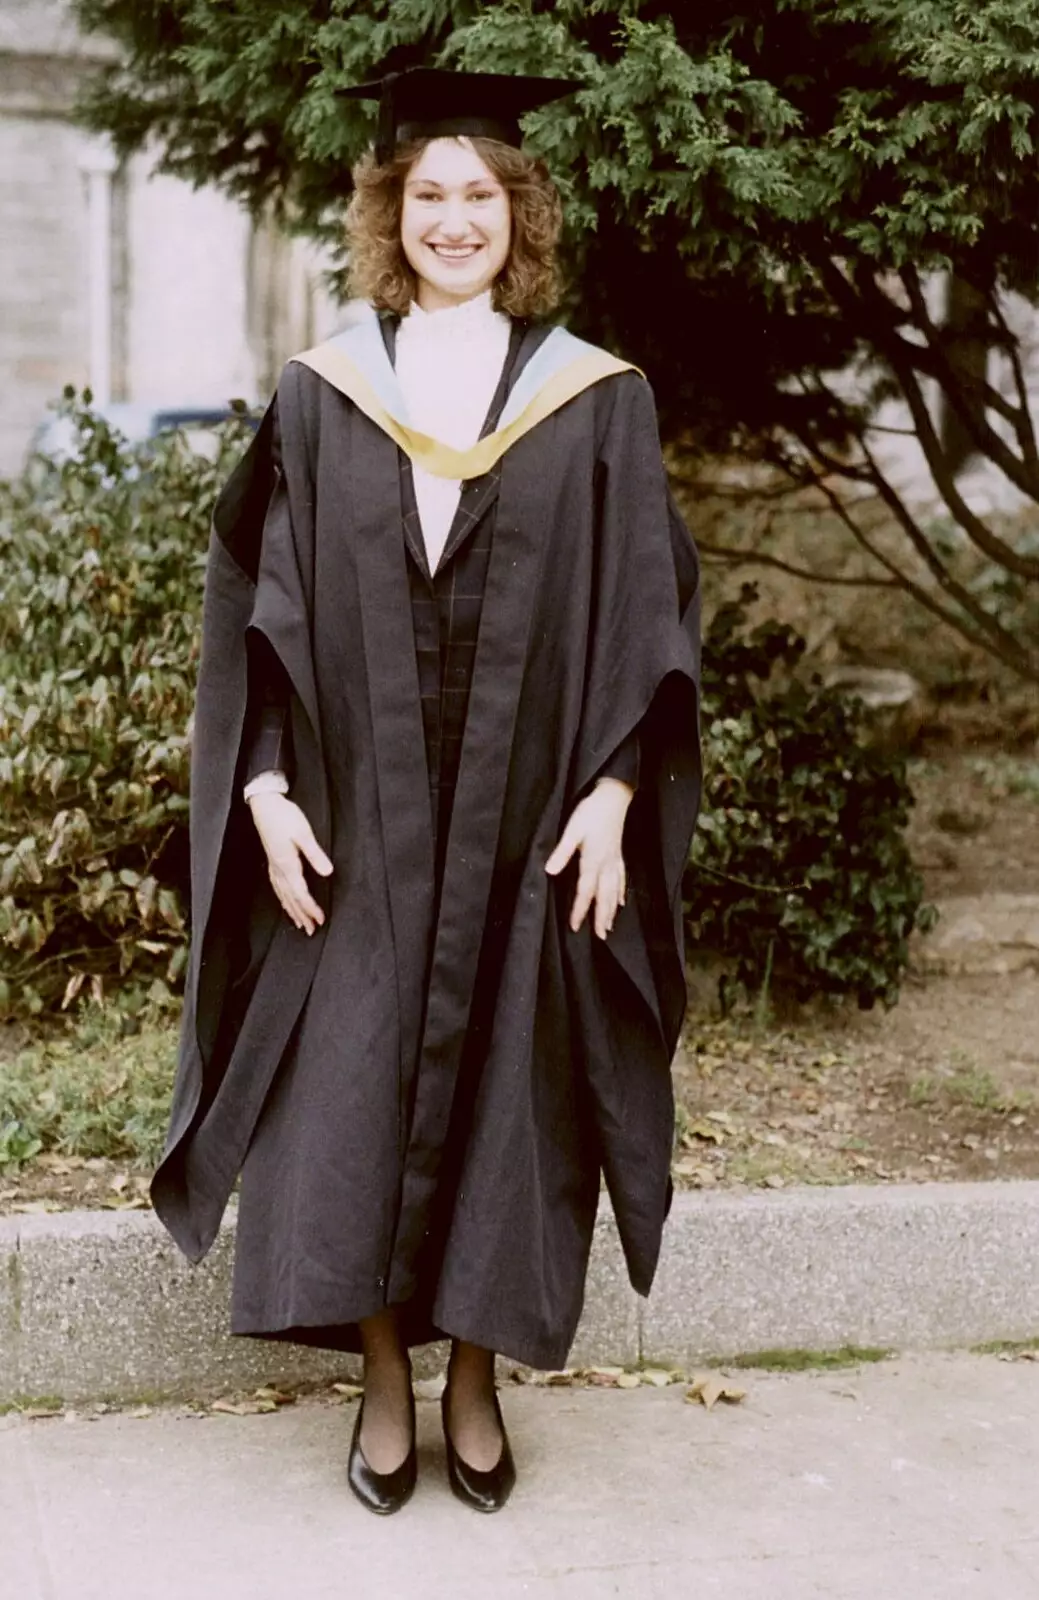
[687,587,936,1009]
[70,0,1039,431]
[69,0,1039,682]
[0,397,252,1017]
[0,1006,176,1170]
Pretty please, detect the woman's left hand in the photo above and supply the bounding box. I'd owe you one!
[545,778,635,939]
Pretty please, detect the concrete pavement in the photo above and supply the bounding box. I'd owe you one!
[3,1352,1039,1599]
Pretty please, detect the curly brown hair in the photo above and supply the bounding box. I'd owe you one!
[345,137,564,319]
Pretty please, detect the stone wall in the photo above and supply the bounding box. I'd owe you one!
[0,0,338,476]
[0,38,95,470]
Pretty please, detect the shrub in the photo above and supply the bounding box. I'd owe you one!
[686,586,937,1009]
[0,394,251,1016]
[0,1005,177,1169]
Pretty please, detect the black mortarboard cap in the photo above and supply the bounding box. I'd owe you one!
[340,67,581,165]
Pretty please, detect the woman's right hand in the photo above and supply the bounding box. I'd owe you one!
[247,793,333,936]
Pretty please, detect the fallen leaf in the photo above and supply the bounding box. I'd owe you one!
[584,1366,625,1386]
[674,1155,719,1183]
[254,1387,294,1407]
[35,1155,72,1173]
[129,1406,153,1419]
[687,1374,724,1410]
[640,1369,673,1388]
[683,1121,725,1146]
[210,1398,275,1417]
[685,1373,747,1410]
[615,1372,641,1390]
[331,1382,363,1401]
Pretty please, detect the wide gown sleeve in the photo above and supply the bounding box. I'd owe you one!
[562,369,701,1046]
[593,729,640,791]
[242,636,294,786]
[238,408,294,787]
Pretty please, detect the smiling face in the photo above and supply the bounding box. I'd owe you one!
[400,138,513,312]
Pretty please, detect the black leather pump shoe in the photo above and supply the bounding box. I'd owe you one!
[347,1395,418,1515]
[441,1385,517,1513]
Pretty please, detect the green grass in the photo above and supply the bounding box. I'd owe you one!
[0,1395,65,1415]
[907,1066,1033,1115]
[967,755,1039,801]
[716,1346,893,1372]
[969,1338,1039,1357]
[0,1008,178,1171]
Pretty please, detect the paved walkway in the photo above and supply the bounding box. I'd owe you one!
[3,1352,1039,1599]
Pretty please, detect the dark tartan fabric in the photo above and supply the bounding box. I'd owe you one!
[385,314,531,884]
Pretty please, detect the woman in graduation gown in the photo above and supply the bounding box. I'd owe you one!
[152,67,702,1515]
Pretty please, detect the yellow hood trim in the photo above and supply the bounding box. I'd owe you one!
[291,336,637,481]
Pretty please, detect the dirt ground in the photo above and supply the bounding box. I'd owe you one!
[2,750,1037,1216]
[673,750,1039,1192]
[0,1160,153,1215]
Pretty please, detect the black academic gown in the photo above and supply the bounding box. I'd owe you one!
[152,319,702,1371]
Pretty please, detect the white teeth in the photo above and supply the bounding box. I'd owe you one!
[430,245,480,258]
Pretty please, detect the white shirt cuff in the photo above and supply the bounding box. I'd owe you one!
[243,769,289,803]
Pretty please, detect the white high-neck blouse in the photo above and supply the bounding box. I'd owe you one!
[395,289,512,572]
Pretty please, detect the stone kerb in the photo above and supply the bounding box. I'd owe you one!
[2,1183,1039,1404]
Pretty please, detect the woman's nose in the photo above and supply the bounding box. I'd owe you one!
[439,198,471,237]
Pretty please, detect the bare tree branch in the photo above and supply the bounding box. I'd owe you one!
[986,287,1039,476]
[876,333,1039,582]
[696,539,899,589]
[849,437,1039,679]
[814,257,1039,580]
[900,265,1027,430]
[796,466,1037,680]
[820,255,1039,512]
[863,422,920,438]
[900,263,1039,487]
[761,361,1039,679]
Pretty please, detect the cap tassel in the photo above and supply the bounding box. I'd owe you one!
[375,71,399,165]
